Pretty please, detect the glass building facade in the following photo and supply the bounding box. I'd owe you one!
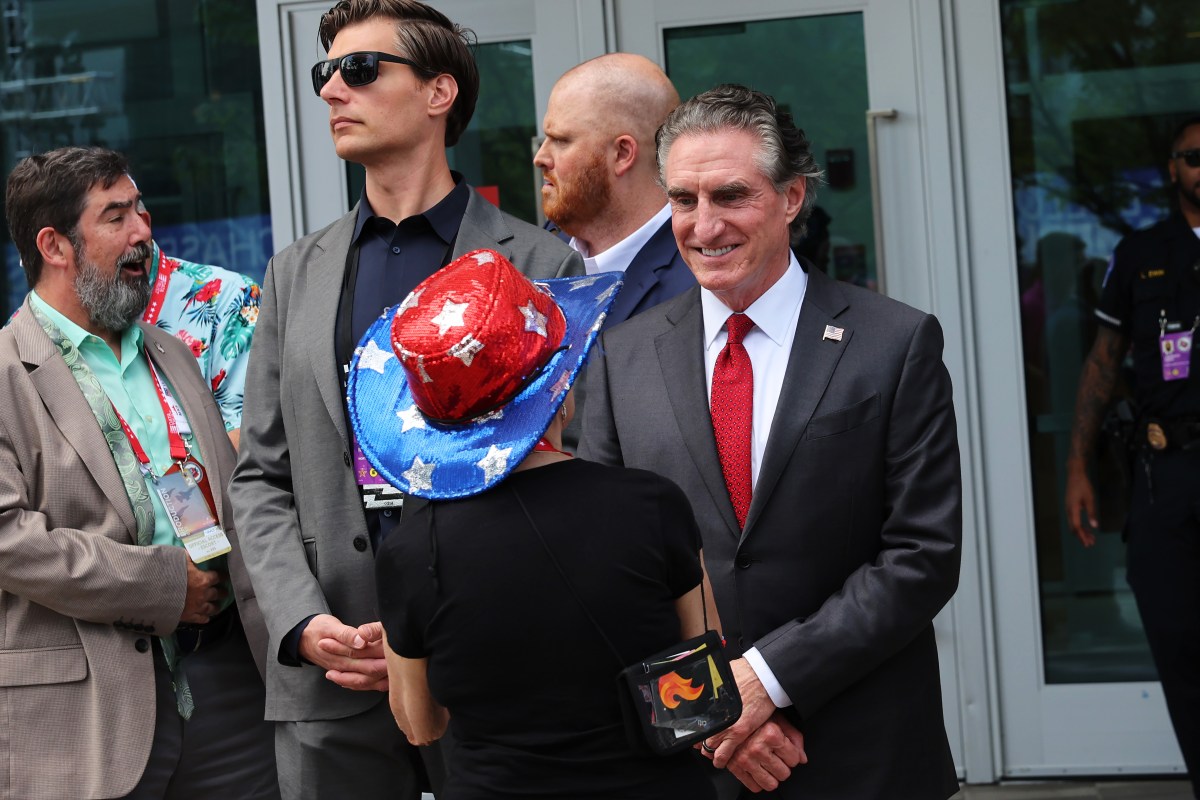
[1,0,272,316]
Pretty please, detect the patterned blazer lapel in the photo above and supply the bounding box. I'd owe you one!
[656,291,742,538]
[741,268,851,540]
[304,209,359,447]
[15,301,138,542]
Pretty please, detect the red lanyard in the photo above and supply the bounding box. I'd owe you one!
[114,360,189,470]
[141,248,175,326]
[533,438,572,457]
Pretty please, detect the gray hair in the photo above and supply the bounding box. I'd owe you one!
[656,84,824,240]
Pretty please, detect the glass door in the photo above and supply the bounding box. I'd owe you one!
[613,0,978,779]
[987,0,1200,777]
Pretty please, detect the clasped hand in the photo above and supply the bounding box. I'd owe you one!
[696,658,808,793]
[299,614,389,692]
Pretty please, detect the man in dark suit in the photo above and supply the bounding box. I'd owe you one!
[581,84,962,798]
[535,53,695,329]
[229,2,581,798]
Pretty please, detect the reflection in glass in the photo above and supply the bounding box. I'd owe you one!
[1001,0,1200,683]
[0,0,273,315]
[664,14,875,288]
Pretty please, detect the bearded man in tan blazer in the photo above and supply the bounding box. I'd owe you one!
[0,147,277,800]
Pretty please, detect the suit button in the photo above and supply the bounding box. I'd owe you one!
[134,638,150,653]
[353,536,368,552]
[343,451,352,467]
[735,553,752,569]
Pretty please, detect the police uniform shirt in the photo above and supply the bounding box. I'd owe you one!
[1095,214,1200,417]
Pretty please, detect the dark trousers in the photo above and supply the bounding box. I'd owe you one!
[1128,450,1200,797]
[126,616,280,799]
[274,701,452,800]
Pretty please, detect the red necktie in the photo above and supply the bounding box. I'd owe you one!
[711,313,754,529]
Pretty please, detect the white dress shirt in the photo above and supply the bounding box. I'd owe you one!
[700,252,808,709]
[569,204,671,276]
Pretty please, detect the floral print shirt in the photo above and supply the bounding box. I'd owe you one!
[142,242,259,431]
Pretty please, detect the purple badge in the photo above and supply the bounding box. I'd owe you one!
[1160,331,1192,381]
[353,440,387,485]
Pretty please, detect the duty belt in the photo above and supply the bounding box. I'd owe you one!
[1142,416,1200,451]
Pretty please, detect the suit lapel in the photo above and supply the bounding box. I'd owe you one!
[656,291,741,538]
[607,220,675,326]
[304,210,359,446]
[742,268,851,539]
[451,190,514,261]
[16,302,138,542]
[143,324,229,526]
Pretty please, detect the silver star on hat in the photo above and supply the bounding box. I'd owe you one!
[402,456,435,493]
[396,404,427,432]
[432,299,469,336]
[476,444,513,482]
[356,339,394,374]
[519,300,548,337]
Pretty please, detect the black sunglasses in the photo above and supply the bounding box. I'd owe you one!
[1171,149,1200,168]
[311,51,424,95]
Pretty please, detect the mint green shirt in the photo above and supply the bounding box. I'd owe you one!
[30,292,228,582]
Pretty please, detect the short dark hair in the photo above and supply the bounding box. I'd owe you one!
[1171,114,1200,152]
[5,146,129,288]
[656,84,824,241]
[318,0,479,147]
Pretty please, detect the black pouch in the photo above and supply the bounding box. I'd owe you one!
[618,630,742,755]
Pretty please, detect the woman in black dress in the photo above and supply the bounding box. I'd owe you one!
[348,249,718,799]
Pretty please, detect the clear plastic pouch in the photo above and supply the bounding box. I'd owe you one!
[618,630,742,755]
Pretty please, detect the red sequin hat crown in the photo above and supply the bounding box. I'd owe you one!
[390,249,568,423]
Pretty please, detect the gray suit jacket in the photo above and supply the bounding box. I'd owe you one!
[581,267,962,799]
[230,189,582,720]
[0,298,263,800]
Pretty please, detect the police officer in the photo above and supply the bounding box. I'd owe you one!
[1065,114,1200,796]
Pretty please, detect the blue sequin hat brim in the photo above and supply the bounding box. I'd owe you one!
[347,271,622,500]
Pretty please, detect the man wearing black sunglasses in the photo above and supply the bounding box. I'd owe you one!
[1065,114,1200,797]
[229,2,582,799]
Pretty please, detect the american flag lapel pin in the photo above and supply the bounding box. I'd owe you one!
[822,325,844,342]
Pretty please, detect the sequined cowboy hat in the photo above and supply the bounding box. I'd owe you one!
[347,249,621,500]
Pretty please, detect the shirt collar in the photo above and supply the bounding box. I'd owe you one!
[353,171,470,245]
[569,204,671,275]
[701,251,807,351]
[30,289,145,359]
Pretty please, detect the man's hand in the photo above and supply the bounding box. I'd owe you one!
[700,658,776,768]
[300,615,388,692]
[723,712,807,793]
[1064,325,1129,548]
[180,561,226,624]
[1064,461,1098,547]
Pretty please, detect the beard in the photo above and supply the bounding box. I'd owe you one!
[74,241,152,334]
[541,150,612,236]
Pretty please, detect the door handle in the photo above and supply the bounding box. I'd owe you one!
[866,108,898,294]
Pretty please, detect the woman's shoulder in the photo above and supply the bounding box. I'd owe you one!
[559,458,689,502]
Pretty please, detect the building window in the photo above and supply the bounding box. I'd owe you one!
[1,0,272,315]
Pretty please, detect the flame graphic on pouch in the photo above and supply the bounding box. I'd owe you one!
[658,671,705,709]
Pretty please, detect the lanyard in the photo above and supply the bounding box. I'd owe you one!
[114,361,189,472]
[141,247,175,326]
